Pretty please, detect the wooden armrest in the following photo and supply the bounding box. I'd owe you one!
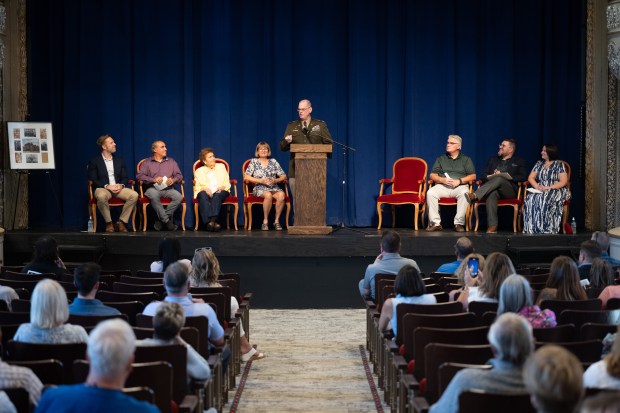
[386,340,399,353]
[178,395,199,413]
[412,396,430,413]
[393,355,408,371]
[379,178,393,184]
[401,373,420,390]
[230,179,237,184]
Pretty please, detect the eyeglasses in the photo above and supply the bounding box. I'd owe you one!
[194,247,212,254]
[446,141,459,145]
[297,107,310,112]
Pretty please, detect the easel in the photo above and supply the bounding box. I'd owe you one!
[12,169,63,229]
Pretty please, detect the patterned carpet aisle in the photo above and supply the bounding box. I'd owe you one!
[230,309,390,413]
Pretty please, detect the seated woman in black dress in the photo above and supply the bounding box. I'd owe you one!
[21,236,67,278]
[244,141,287,231]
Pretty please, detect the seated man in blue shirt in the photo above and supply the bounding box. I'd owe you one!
[435,236,473,274]
[68,262,120,316]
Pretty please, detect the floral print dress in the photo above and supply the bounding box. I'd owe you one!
[245,158,286,197]
[523,160,570,234]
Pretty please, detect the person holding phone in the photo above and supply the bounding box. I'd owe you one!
[456,252,515,311]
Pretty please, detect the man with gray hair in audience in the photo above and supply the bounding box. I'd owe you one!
[143,261,225,349]
[591,230,620,267]
[429,313,534,413]
[35,319,159,412]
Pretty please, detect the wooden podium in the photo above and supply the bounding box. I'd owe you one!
[288,144,333,235]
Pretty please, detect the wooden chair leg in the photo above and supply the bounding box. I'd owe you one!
[131,206,137,232]
[194,203,200,231]
[512,206,518,232]
[142,204,148,231]
[90,205,97,233]
[232,205,239,231]
[377,203,383,229]
[473,204,480,232]
[180,204,186,231]
[413,204,419,231]
[391,205,396,228]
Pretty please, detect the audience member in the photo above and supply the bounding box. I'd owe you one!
[580,391,620,413]
[35,319,159,413]
[591,231,620,267]
[425,135,476,232]
[579,240,603,282]
[583,325,620,389]
[498,274,556,328]
[14,279,88,344]
[435,237,474,273]
[135,140,183,231]
[589,258,615,291]
[244,141,288,231]
[523,345,584,413]
[137,302,210,381]
[358,230,421,300]
[429,313,533,413]
[378,265,437,336]
[0,284,18,311]
[522,144,570,234]
[453,252,486,286]
[21,236,67,278]
[598,264,620,309]
[536,256,588,305]
[456,252,514,311]
[0,391,16,413]
[143,262,224,349]
[0,328,43,408]
[150,237,191,273]
[190,247,264,361]
[68,262,121,316]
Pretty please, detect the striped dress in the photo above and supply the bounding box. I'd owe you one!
[523,160,570,234]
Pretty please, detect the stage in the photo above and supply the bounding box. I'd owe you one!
[3,228,591,308]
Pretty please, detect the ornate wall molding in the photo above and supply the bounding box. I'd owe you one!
[586,0,595,230]
[608,72,618,228]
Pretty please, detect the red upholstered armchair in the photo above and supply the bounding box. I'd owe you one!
[192,159,239,231]
[242,159,291,230]
[87,177,137,232]
[376,157,428,230]
[470,180,527,232]
[136,159,186,231]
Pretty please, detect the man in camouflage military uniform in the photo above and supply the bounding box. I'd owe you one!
[280,99,333,196]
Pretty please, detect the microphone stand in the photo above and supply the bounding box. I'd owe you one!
[330,138,370,235]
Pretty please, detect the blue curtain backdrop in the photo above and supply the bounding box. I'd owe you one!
[26,0,585,230]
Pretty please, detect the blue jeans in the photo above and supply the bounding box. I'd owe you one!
[197,190,229,223]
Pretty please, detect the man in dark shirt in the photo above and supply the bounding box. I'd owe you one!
[465,138,528,233]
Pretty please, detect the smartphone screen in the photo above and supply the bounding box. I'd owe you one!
[469,257,479,277]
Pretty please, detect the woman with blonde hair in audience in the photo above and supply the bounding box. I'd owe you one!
[456,252,515,311]
[378,265,436,336]
[497,274,556,328]
[536,256,587,305]
[13,279,88,344]
[583,325,620,389]
[453,253,486,286]
[189,247,264,361]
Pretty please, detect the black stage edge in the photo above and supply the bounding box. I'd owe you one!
[3,229,591,309]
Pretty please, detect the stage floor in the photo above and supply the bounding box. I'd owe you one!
[3,228,591,308]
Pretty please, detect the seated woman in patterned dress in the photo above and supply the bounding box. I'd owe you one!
[497,274,556,328]
[523,144,570,234]
[244,141,287,231]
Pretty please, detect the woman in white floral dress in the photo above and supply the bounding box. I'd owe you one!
[244,141,287,230]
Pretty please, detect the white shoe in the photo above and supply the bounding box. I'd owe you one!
[241,347,265,362]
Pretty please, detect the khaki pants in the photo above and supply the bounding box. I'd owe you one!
[94,187,139,223]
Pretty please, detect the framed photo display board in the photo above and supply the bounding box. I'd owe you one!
[7,122,56,170]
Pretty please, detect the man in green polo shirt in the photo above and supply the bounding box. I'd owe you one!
[426,135,476,232]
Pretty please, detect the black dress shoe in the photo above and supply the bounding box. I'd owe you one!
[153,220,162,231]
[165,220,178,231]
[206,221,215,232]
[212,222,222,232]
